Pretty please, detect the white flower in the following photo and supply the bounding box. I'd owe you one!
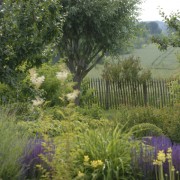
[66,90,80,101]
[29,68,45,89]
[56,70,68,81]
[32,97,44,106]
[31,76,45,89]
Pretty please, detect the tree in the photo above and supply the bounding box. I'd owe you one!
[146,21,162,35]
[0,0,63,85]
[152,11,180,50]
[58,0,141,104]
[152,11,180,104]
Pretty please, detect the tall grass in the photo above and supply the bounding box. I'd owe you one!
[75,125,141,179]
[0,108,29,179]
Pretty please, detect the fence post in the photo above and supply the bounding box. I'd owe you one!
[105,80,110,110]
[143,81,148,107]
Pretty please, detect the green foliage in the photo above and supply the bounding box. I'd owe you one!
[18,117,63,137]
[36,61,74,107]
[152,11,180,50]
[103,106,180,142]
[102,56,151,82]
[168,75,180,105]
[79,78,97,107]
[161,106,180,143]
[77,104,102,120]
[0,0,63,84]
[74,125,141,179]
[0,74,34,104]
[130,123,163,137]
[0,108,29,179]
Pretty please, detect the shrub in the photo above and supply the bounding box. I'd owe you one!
[76,104,102,120]
[102,56,151,82]
[79,78,97,107]
[37,62,74,107]
[103,106,164,135]
[103,106,180,142]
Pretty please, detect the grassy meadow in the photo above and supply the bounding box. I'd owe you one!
[87,44,180,79]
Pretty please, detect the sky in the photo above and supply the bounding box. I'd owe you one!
[139,0,180,21]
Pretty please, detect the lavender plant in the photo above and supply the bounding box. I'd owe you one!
[21,138,54,179]
[133,136,180,179]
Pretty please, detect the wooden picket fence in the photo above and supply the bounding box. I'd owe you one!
[86,78,178,109]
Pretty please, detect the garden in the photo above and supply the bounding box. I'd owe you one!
[0,0,180,180]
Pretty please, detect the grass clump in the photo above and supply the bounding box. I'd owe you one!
[0,108,29,179]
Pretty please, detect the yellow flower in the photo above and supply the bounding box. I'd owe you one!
[153,159,162,166]
[78,171,84,177]
[171,166,175,172]
[157,150,166,163]
[84,155,90,162]
[97,160,103,166]
[91,160,103,168]
[166,153,172,160]
[167,147,172,153]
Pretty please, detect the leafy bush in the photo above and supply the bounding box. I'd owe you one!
[103,106,180,142]
[76,104,102,120]
[37,61,74,107]
[0,75,33,105]
[168,75,180,105]
[102,56,151,82]
[73,125,141,179]
[103,106,164,134]
[79,78,97,107]
[0,108,29,179]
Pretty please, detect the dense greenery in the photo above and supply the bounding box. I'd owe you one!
[0,0,180,179]
[0,0,63,85]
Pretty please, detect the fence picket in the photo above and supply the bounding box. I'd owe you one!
[87,78,176,109]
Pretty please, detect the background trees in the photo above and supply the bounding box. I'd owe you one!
[146,21,162,35]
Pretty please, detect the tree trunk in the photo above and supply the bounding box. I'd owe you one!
[73,74,82,105]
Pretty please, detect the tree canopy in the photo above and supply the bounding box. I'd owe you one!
[58,0,141,91]
[152,11,180,50]
[0,0,63,85]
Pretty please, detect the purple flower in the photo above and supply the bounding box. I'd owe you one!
[132,136,180,179]
[20,138,54,179]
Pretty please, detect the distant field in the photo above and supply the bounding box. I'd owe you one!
[87,44,180,79]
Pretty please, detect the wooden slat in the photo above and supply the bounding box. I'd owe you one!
[84,78,176,109]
